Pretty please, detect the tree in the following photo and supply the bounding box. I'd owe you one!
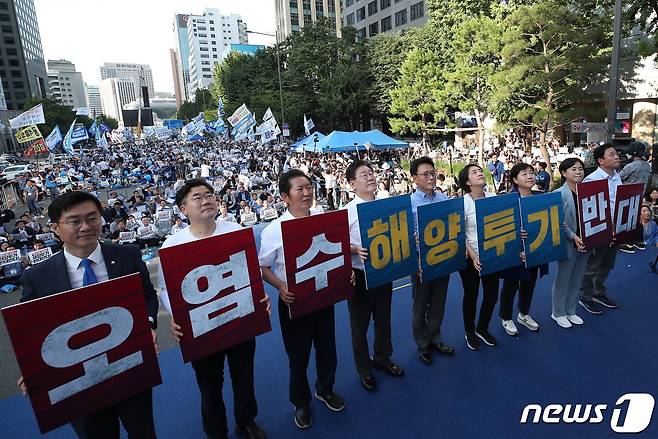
[491,0,609,173]
[176,88,216,121]
[388,48,443,151]
[96,114,118,130]
[443,16,502,166]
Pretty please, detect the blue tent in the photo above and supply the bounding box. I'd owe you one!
[290,132,325,152]
[309,130,408,153]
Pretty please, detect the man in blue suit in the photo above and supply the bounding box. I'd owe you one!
[19,191,160,439]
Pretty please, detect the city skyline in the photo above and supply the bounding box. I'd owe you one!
[33,0,276,94]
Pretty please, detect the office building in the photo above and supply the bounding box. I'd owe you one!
[0,0,48,110]
[275,0,341,42]
[186,8,248,96]
[172,13,192,105]
[170,48,184,107]
[86,84,102,118]
[342,0,426,40]
[99,62,154,101]
[46,59,88,109]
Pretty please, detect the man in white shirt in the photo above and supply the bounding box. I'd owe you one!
[579,144,622,315]
[158,178,267,439]
[259,169,345,430]
[343,160,404,393]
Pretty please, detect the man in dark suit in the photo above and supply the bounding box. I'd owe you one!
[19,191,159,439]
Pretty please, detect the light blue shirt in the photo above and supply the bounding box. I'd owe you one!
[410,189,448,234]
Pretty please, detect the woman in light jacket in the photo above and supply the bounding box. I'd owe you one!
[551,157,588,328]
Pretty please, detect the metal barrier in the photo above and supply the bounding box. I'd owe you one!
[0,182,20,210]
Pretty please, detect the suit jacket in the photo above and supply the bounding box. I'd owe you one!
[558,183,579,259]
[20,242,158,327]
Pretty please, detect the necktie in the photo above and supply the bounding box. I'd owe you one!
[80,259,98,286]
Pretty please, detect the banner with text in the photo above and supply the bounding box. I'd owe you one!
[614,183,644,245]
[475,193,523,275]
[519,192,568,267]
[282,210,353,318]
[159,228,271,363]
[416,197,466,282]
[576,179,613,249]
[357,195,417,289]
[1,274,161,433]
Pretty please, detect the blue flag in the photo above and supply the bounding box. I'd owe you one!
[71,125,89,145]
[357,195,418,289]
[62,119,77,156]
[416,197,466,282]
[475,193,523,275]
[218,97,225,118]
[88,120,97,136]
[520,192,568,267]
[99,122,110,133]
[45,125,63,152]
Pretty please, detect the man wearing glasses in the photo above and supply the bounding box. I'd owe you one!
[18,191,160,438]
[409,157,455,365]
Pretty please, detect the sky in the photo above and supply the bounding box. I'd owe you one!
[33,0,276,93]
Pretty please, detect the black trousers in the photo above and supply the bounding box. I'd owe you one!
[190,338,258,439]
[348,269,393,378]
[458,257,499,334]
[70,390,156,439]
[278,299,337,409]
[499,273,538,321]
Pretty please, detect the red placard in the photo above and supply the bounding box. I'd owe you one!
[159,228,271,363]
[614,183,644,244]
[576,179,613,249]
[1,274,161,433]
[281,210,353,319]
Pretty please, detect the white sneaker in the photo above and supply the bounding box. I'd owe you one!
[567,315,584,325]
[551,314,572,328]
[517,313,539,331]
[501,319,518,336]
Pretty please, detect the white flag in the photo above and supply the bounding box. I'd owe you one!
[303,114,315,136]
[9,104,45,129]
[75,107,91,116]
[263,107,274,122]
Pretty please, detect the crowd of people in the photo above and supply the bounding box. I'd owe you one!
[5,135,658,438]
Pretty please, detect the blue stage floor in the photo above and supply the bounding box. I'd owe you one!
[2,248,657,438]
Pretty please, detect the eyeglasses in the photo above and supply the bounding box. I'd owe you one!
[58,215,102,229]
[415,172,437,179]
[355,171,375,180]
[187,193,216,204]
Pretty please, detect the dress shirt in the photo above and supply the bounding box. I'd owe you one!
[157,219,243,313]
[410,189,448,234]
[583,167,622,213]
[63,242,109,289]
[343,194,373,271]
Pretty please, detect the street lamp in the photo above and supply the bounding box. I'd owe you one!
[606,0,623,143]
[247,30,285,128]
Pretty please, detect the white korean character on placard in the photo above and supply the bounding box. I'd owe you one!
[41,307,142,404]
[181,251,254,338]
[295,234,344,291]
[615,195,641,234]
[582,193,607,237]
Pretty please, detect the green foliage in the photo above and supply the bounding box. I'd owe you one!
[96,114,118,130]
[211,19,370,137]
[176,88,215,121]
[388,48,443,140]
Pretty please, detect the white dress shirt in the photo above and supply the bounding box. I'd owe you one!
[258,209,323,284]
[63,242,109,289]
[157,218,243,314]
[343,194,373,271]
[583,167,622,213]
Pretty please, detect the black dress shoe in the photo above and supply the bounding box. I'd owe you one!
[236,421,267,439]
[429,342,455,356]
[418,348,432,364]
[294,406,312,429]
[373,361,405,377]
[360,375,377,391]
